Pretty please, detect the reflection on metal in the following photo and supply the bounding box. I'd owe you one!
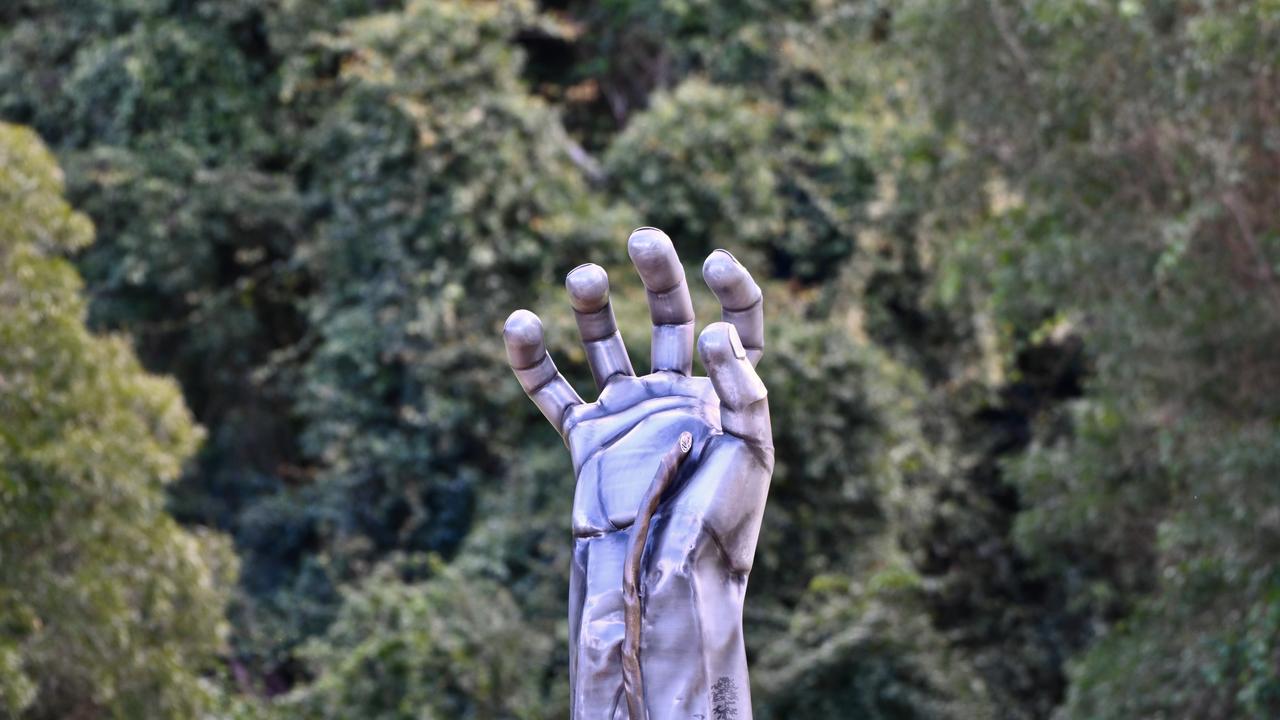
[622,432,693,720]
[503,227,774,719]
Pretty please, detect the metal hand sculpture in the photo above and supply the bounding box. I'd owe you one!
[503,228,773,720]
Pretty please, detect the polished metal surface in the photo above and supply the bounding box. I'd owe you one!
[503,227,774,720]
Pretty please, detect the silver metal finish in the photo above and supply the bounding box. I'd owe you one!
[622,432,692,720]
[567,263,636,389]
[628,228,697,376]
[503,227,774,719]
[704,249,764,365]
[503,309,584,434]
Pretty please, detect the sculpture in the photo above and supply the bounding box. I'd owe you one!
[502,227,774,719]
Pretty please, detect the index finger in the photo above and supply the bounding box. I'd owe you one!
[503,309,584,437]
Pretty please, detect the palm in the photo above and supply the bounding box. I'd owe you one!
[564,372,718,533]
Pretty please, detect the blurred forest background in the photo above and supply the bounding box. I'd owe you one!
[2,0,1279,718]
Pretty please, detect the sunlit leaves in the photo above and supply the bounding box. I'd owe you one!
[0,123,232,720]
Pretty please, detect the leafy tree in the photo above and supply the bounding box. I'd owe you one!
[6,0,1280,717]
[899,0,1280,716]
[0,122,233,719]
[285,556,558,720]
[594,4,881,282]
[234,0,636,668]
[604,80,784,263]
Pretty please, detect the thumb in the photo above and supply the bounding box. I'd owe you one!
[698,322,771,449]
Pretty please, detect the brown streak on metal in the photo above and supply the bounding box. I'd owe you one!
[621,431,693,720]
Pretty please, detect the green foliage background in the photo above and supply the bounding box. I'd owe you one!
[2,1,1278,718]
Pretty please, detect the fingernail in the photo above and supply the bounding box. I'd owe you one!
[711,249,740,265]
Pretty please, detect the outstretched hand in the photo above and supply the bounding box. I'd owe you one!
[502,227,771,537]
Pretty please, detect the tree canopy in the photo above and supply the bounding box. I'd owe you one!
[0,122,232,719]
[1,0,1277,718]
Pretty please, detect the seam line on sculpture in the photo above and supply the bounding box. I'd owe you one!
[512,351,555,372]
[584,330,625,347]
[599,369,629,387]
[595,452,615,532]
[719,401,771,444]
[722,295,763,314]
[570,296,610,316]
[703,518,750,579]
[528,373,562,395]
[645,275,686,295]
[651,320,696,330]
[556,402,578,436]
[690,522,713,713]
[718,427,773,450]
